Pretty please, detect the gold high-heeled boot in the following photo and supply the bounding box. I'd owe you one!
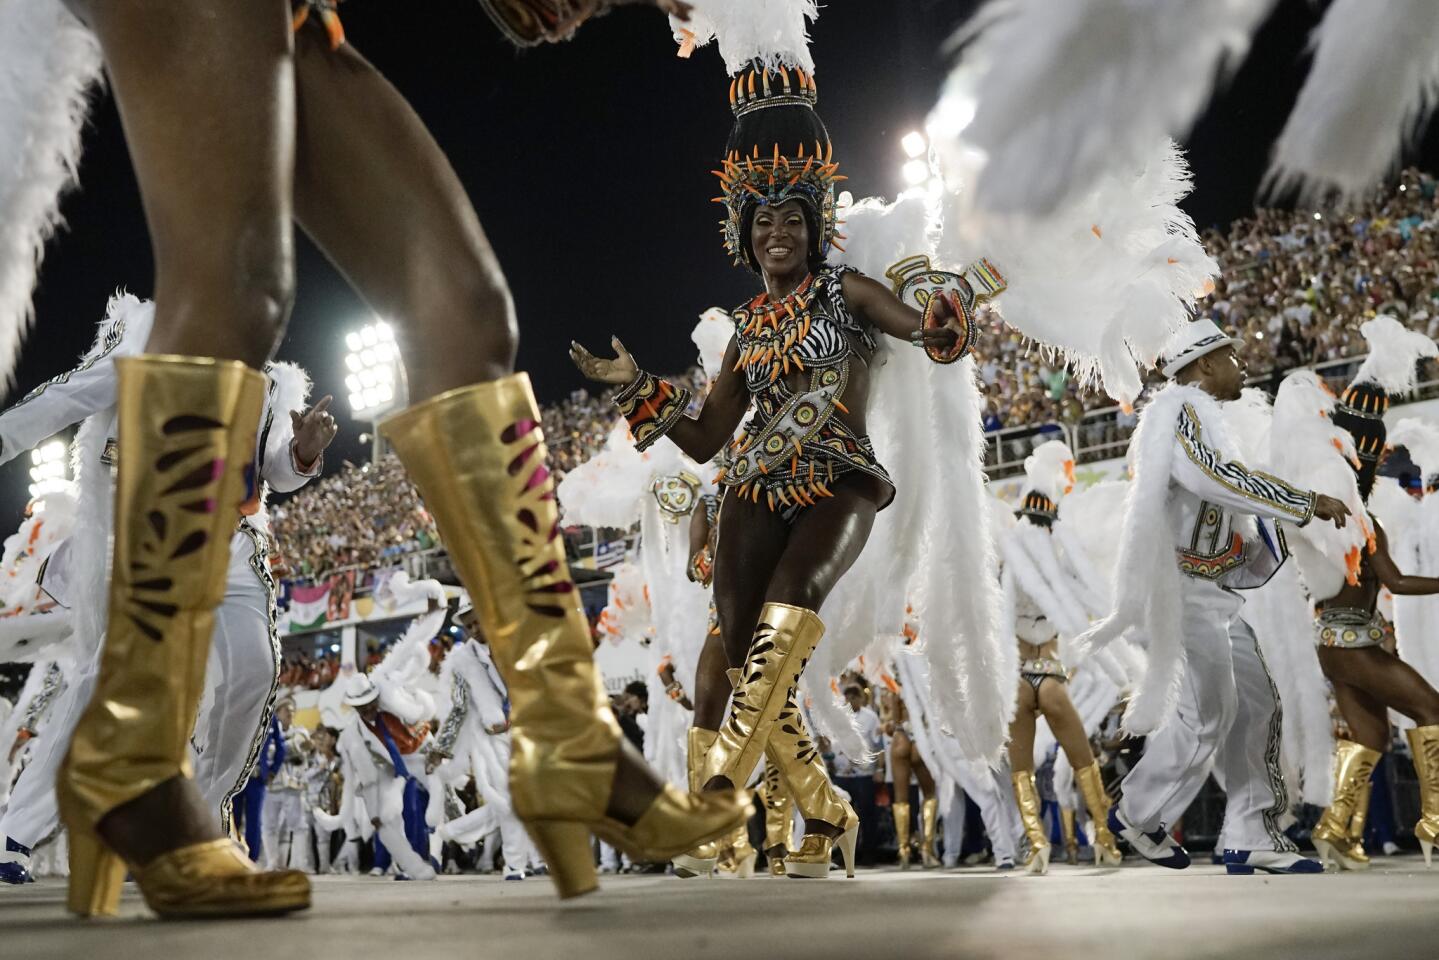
[921,796,940,868]
[381,375,749,898]
[1405,726,1439,868]
[1060,808,1080,865]
[672,727,721,878]
[701,603,825,791]
[761,761,794,877]
[768,692,857,879]
[1011,770,1050,875]
[1075,761,1122,866]
[1312,739,1381,872]
[58,355,310,918]
[893,800,913,870]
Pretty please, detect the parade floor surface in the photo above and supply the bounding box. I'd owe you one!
[6,857,1437,960]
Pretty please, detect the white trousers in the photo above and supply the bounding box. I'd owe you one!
[357,777,432,879]
[1,530,277,849]
[261,788,313,872]
[944,761,1021,865]
[1118,583,1295,853]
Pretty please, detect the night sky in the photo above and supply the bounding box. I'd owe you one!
[4,0,1433,527]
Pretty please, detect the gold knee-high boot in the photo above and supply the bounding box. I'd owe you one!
[893,800,913,870]
[672,727,721,878]
[921,796,940,868]
[1011,771,1050,875]
[760,762,795,877]
[58,356,310,918]
[701,604,825,791]
[1348,775,1374,867]
[1406,726,1439,867]
[381,376,749,898]
[1075,762,1122,866]
[1312,739,1381,872]
[1059,808,1079,865]
[769,692,857,879]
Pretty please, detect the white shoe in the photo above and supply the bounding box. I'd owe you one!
[1108,809,1189,869]
[1222,849,1323,875]
[503,867,526,881]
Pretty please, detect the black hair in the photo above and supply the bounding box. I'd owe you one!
[624,680,649,700]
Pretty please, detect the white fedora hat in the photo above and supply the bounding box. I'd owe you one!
[342,673,379,707]
[1160,319,1241,379]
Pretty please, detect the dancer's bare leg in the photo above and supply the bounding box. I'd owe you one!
[81,0,296,865]
[1038,679,1096,769]
[1319,647,1439,739]
[1007,681,1039,774]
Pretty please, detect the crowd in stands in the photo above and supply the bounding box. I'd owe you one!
[270,456,439,581]
[268,172,1439,577]
[277,651,342,690]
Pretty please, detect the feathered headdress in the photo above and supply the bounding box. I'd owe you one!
[1015,440,1075,523]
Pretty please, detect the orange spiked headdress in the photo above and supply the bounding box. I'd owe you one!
[716,63,841,271]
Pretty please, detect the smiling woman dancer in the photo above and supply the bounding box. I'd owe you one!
[34,0,747,917]
[571,65,997,878]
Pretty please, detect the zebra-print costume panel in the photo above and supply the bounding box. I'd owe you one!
[1175,404,1315,522]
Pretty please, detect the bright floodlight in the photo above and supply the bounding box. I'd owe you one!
[345,320,408,418]
[28,439,69,498]
[902,159,930,186]
[901,131,927,159]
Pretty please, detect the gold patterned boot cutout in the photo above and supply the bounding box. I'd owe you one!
[1312,739,1380,872]
[1011,770,1050,875]
[381,375,750,899]
[921,796,940,868]
[58,356,310,918]
[1076,761,1122,866]
[768,690,856,879]
[1406,726,1439,868]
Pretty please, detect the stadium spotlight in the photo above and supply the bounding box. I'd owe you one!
[28,439,69,499]
[343,320,409,460]
[901,130,928,159]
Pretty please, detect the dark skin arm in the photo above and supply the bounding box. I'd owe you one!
[569,335,749,464]
[1370,522,1439,596]
[840,271,965,352]
[687,501,713,584]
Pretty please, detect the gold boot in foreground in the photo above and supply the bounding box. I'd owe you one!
[1312,739,1381,872]
[761,762,795,877]
[702,604,825,790]
[1011,770,1050,875]
[1347,772,1374,868]
[1060,808,1079,865]
[894,800,913,870]
[1406,726,1439,868]
[769,692,856,879]
[1075,761,1122,866]
[921,796,940,868]
[58,356,309,918]
[672,727,721,878]
[381,375,749,898]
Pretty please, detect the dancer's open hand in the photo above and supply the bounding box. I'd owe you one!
[1312,494,1351,529]
[292,395,338,468]
[908,292,968,355]
[570,337,640,386]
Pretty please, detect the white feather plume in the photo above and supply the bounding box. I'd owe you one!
[691,307,735,381]
[932,140,1218,406]
[934,0,1277,217]
[1266,0,1439,206]
[1389,418,1439,481]
[1351,315,1438,397]
[556,422,649,529]
[668,0,817,74]
[0,0,103,388]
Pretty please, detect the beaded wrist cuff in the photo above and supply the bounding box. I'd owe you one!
[614,371,691,452]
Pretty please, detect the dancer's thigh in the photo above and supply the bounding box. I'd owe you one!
[87,0,297,364]
[763,480,877,612]
[1038,679,1095,768]
[712,495,788,666]
[291,29,515,396]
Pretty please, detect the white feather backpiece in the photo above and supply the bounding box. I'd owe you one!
[0,0,103,388]
[1388,418,1439,481]
[690,308,735,382]
[932,140,1217,406]
[1351,315,1438,397]
[1266,0,1439,207]
[935,0,1277,217]
[801,191,1013,764]
[669,0,817,74]
[556,422,649,530]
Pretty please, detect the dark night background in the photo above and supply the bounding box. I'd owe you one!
[5,0,1437,527]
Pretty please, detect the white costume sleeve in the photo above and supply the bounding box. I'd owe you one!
[467,660,508,731]
[0,331,123,465]
[1171,402,1317,525]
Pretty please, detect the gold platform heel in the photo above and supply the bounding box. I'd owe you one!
[381,375,749,899]
[894,800,913,870]
[760,761,795,877]
[1059,808,1080,866]
[767,692,856,879]
[1312,739,1380,872]
[57,355,310,918]
[1076,761,1122,866]
[1012,770,1050,875]
[921,796,940,869]
[673,727,721,878]
[1406,726,1439,868]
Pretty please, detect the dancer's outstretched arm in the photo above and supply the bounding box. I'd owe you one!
[570,335,748,462]
[840,272,966,354]
[0,330,131,465]
[1371,522,1439,596]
